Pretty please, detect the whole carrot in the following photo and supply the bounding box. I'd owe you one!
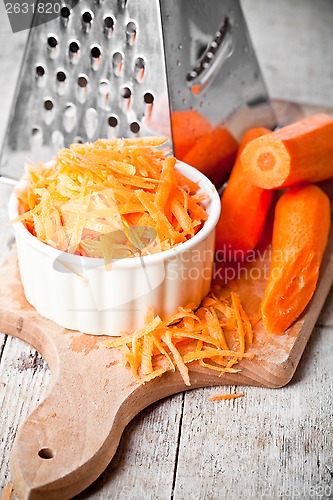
[183,125,238,188]
[171,109,213,160]
[261,185,331,335]
[241,114,333,189]
[215,127,273,261]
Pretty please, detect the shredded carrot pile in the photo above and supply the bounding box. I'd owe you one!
[13,137,208,259]
[104,289,254,385]
[208,393,244,401]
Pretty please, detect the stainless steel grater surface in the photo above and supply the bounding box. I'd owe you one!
[0,0,276,182]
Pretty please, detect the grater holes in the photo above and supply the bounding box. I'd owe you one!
[186,17,232,86]
[98,79,110,109]
[108,115,118,127]
[82,10,94,33]
[121,87,131,99]
[31,126,41,136]
[91,46,101,58]
[44,99,53,111]
[107,114,119,138]
[30,126,43,148]
[69,40,80,65]
[56,70,66,96]
[47,35,58,60]
[130,121,140,134]
[56,70,66,82]
[134,57,146,83]
[69,41,80,53]
[77,74,89,103]
[126,21,137,45]
[60,6,70,27]
[104,15,115,38]
[44,98,54,125]
[85,108,98,139]
[112,52,123,77]
[144,92,154,104]
[82,10,93,23]
[61,6,70,17]
[104,15,115,29]
[91,45,102,71]
[47,36,58,48]
[36,66,45,77]
[144,92,154,117]
[121,86,131,111]
[35,65,46,88]
[63,103,77,133]
[78,74,88,88]
[99,80,110,94]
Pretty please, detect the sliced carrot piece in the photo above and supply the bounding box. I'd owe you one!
[241,114,333,189]
[261,185,331,334]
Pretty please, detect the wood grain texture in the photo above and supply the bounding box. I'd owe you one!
[0,337,50,490]
[173,327,333,499]
[0,204,332,498]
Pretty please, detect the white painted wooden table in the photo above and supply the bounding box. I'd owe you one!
[1,1,333,498]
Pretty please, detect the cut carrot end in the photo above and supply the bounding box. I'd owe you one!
[257,151,277,172]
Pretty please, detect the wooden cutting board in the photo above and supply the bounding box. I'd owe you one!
[1,100,333,500]
[0,215,332,499]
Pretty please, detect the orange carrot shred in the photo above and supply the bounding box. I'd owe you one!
[161,331,191,386]
[105,288,253,386]
[208,393,244,401]
[230,291,246,354]
[13,137,207,258]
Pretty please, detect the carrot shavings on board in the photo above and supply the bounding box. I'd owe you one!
[13,137,208,258]
[104,288,254,385]
[208,393,245,401]
[0,483,13,500]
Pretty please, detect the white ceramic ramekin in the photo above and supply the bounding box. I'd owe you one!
[9,161,220,335]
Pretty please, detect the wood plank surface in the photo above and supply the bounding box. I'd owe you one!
[0,337,51,488]
[0,220,331,498]
[1,1,333,499]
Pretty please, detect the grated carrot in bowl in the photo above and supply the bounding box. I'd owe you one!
[104,288,254,386]
[12,137,208,260]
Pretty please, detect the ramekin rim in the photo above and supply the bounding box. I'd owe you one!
[8,160,221,268]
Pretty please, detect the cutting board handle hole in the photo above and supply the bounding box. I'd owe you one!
[38,448,54,460]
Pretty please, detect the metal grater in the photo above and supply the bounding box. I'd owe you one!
[0,0,276,182]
